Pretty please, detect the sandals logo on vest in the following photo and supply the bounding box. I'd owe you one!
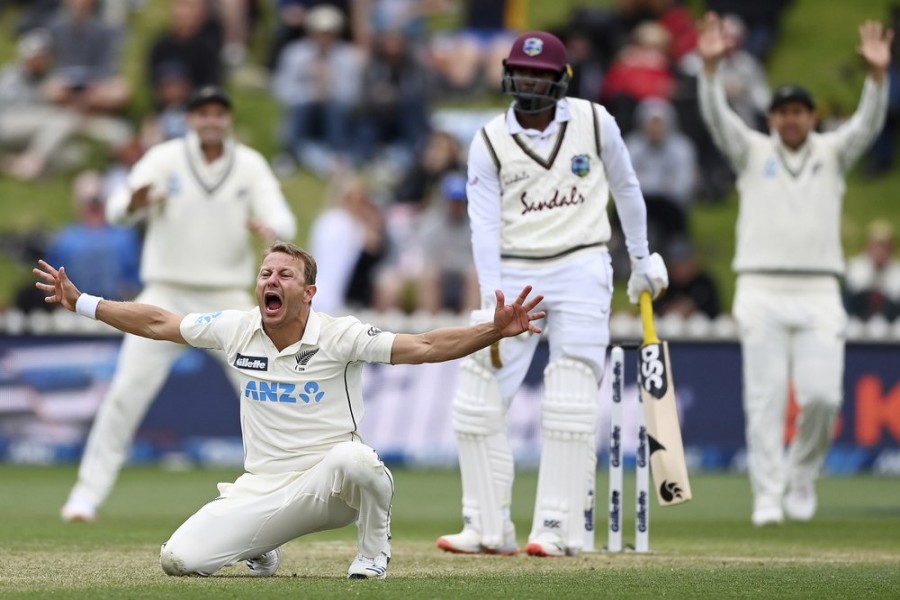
[519,187,585,215]
[294,348,319,372]
[571,154,590,177]
[234,353,268,371]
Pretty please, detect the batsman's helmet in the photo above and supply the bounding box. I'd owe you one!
[501,32,572,114]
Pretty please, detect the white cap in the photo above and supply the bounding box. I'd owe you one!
[306,5,344,33]
[18,29,50,59]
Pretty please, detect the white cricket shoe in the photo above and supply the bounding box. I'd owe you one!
[436,524,519,556]
[347,552,389,579]
[525,533,571,557]
[246,547,281,577]
[784,482,817,521]
[751,505,784,527]
[61,495,96,523]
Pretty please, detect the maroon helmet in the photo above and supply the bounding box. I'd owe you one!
[502,32,572,114]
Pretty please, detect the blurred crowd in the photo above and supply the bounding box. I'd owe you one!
[1,0,899,323]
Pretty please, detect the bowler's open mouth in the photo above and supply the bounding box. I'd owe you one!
[264,292,283,313]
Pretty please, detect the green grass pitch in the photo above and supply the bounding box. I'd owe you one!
[0,466,898,598]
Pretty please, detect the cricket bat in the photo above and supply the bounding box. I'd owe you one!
[638,291,693,506]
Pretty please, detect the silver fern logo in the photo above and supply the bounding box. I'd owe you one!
[294,348,319,372]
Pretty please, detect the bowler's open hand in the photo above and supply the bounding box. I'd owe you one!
[33,260,82,312]
[492,286,545,338]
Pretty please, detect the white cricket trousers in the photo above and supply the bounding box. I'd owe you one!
[160,441,393,576]
[493,248,614,394]
[69,283,254,508]
[733,274,846,509]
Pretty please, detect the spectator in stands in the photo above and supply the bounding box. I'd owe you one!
[369,128,452,309]
[215,0,264,68]
[309,176,386,314]
[148,0,224,96]
[355,26,431,173]
[563,24,604,103]
[266,0,354,71]
[44,0,131,114]
[646,0,698,62]
[4,0,61,36]
[428,0,522,96]
[654,237,721,319]
[600,21,676,133]
[271,4,364,177]
[844,220,900,322]
[415,172,478,314]
[0,28,132,180]
[140,62,192,147]
[625,96,697,250]
[46,170,142,302]
[392,130,462,205]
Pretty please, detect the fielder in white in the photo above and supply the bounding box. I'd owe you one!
[35,243,545,579]
[697,13,892,526]
[436,31,668,558]
[60,86,298,522]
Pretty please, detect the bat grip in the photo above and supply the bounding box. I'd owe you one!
[639,291,659,344]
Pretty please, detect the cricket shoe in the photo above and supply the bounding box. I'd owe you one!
[784,482,817,522]
[525,534,572,557]
[246,547,281,577]
[436,525,519,556]
[60,495,97,523]
[751,505,784,527]
[347,551,390,579]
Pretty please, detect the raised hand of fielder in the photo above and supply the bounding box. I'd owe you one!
[492,285,545,338]
[33,260,83,312]
[858,20,893,75]
[697,12,731,66]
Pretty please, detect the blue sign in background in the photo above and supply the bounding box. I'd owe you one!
[1,336,898,472]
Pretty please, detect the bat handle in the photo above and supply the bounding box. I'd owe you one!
[639,291,660,345]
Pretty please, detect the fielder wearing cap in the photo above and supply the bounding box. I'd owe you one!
[697,12,891,527]
[767,84,816,112]
[186,85,232,111]
[437,30,668,559]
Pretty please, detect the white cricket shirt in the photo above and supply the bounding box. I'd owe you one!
[699,72,888,275]
[180,308,396,474]
[467,98,650,299]
[106,132,297,289]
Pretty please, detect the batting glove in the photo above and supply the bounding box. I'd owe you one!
[627,253,669,304]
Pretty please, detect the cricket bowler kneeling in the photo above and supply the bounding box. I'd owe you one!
[34,242,545,579]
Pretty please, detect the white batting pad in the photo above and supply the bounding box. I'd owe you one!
[532,358,600,552]
[452,358,514,549]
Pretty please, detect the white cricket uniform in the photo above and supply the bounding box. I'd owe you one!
[68,132,297,510]
[160,308,396,575]
[698,71,888,510]
[467,97,649,387]
[456,97,650,549]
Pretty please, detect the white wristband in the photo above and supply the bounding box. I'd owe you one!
[75,293,103,320]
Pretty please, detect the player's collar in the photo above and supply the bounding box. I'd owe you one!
[252,308,322,355]
[506,98,571,136]
[185,130,235,165]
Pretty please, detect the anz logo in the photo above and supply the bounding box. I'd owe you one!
[243,380,326,404]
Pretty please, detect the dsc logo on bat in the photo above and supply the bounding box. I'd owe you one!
[640,344,668,398]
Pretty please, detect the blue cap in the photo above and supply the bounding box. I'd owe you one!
[440,173,467,201]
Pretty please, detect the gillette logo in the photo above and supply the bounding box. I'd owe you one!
[234,354,268,371]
